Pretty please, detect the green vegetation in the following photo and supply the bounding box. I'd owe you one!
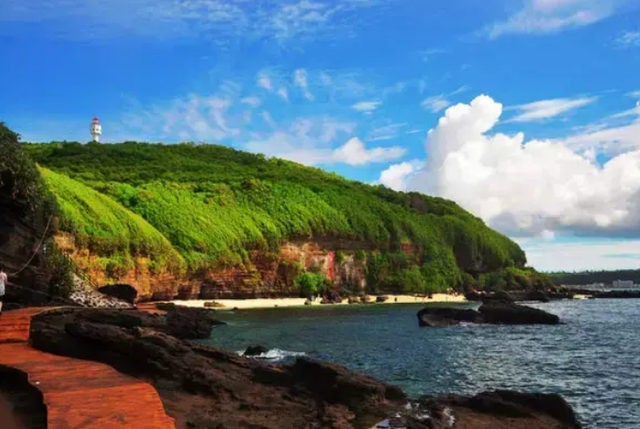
[0,123,74,299]
[22,139,534,293]
[295,271,329,297]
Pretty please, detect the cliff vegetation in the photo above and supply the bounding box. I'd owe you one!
[18,136,539,296]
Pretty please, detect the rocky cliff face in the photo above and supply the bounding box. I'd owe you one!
[55,233,377,301]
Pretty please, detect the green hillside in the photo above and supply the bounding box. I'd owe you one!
[23,139,532,293]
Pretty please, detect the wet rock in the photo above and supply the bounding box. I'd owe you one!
[243,345,269,357]
[478,302,560,325]
[376,296,389,303]
[417,307,481,327]
[418,303,560,327]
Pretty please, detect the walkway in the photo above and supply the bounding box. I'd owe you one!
[0,308,175,429]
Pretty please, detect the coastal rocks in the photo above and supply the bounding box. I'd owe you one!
[376,296,389,303]
[30,308,407,429]
[478,302,560,325]
[417,307,481,327]
[244,345,269,356]
[384,390,581,429]
[417,303,560,327]
[164,305,226,339]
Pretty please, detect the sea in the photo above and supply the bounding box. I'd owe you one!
[202,299,640,429]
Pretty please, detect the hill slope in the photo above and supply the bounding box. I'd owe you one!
[22,139,535,299]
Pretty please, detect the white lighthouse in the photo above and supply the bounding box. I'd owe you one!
[90,117,102,142]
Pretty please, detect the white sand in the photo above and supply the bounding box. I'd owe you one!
[172,293,466,310]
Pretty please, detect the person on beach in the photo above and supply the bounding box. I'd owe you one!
[0,266,7,315]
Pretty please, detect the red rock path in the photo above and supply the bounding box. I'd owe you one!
[0,308,176,429]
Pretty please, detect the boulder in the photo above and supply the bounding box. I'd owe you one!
[478,302,560,325]
[376,295,389,303]
[243,345,269,357]
[418,303,560,327]
[386,390,582,429]
[348,297,359,304]
[417,307,482,327]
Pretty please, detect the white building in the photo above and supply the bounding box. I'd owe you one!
[90,117,102,142]
[612,280,634,289]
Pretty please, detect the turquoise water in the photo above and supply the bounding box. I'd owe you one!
[203,299,640,429]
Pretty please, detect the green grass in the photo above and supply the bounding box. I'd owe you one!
[25,140,531,292]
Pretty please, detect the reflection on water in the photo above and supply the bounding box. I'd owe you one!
[203,300,640,429]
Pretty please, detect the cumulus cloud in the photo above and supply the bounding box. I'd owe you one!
[506,96,597,122]
[407,94,640,239]
[246,129,405,167]
[333,137,406,166]
[378,160,423,191]
[485,0,617,39]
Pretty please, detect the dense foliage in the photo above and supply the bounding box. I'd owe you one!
[24,140,530,293]
[547,270,640,286]
[0,123,74,298]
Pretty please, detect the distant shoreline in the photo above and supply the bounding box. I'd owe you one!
[169,293,467,310]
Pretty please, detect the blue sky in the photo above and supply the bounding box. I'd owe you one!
[2,0,640,271]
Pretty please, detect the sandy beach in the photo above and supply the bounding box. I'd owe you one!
[172,293,467,310]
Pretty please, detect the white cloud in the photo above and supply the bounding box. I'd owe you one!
[506,96,597,122]
[411,94,640,240]
[245,124,404,167]
[294,69,314,100]
[421,86,470,113]
[119,93,237,142]
[628,90,640,98]
[240,96,261,108]
[367,123,407,141]
[0,0,380,42]
[521,238,640,271]
[261,110,277,129]
[277,87,289,102]
[378,160,423,191]
[421,95,451,113]
[333,137,406,166]
[420,48,447,62]
[485,0,616,39]
[351,101,382,113]
[258,73,274,92]
[616,29,640,47]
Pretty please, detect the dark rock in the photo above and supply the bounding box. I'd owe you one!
[97,284,138,304]
[418,303,560,327]
[30,308,408,429]
[593,290,640,299]
[389,390,582,429]
[304,299,312,306]
[376,296,389,303]
[479,302,560,325]
[165,306,226,340]
[243,345,269,357]
[417,307,481,327]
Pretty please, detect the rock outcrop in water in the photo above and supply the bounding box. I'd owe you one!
[418,303,560,327]
[28,308,579,429]
[384,390,582,429]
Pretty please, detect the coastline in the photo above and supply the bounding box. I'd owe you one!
[171,293,467,310]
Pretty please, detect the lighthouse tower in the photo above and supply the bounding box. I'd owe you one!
[90,117,102,142]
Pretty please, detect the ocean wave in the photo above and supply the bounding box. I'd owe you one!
[237,348,307,361]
